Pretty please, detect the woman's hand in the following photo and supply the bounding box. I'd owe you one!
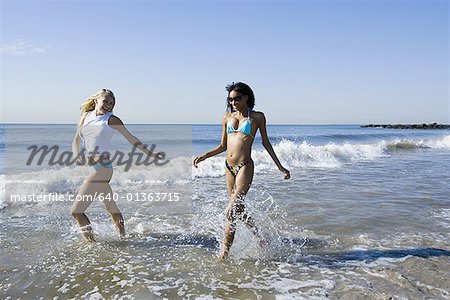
[193,155,206,168]
[279,167,290,179]
[75,155,86,166]
[153,151,166,160]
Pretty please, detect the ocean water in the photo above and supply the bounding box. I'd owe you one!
[0,124,449,299]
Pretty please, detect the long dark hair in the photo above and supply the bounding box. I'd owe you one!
[225,82,255,112]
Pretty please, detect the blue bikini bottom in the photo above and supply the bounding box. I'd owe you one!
[93,162,113,171]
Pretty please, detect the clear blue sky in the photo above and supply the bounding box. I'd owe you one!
[1,0,448,124]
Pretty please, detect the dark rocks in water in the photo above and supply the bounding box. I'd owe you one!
[361,123,450,129]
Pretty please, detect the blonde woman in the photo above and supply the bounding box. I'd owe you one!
[71,89,161,241]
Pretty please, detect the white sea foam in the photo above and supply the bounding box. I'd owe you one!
[2,135,448,210]
[193,135,450,178]
[0,174,6,210]
[192,139,389,178]
[422,134,450,149]
[0,157,192,210]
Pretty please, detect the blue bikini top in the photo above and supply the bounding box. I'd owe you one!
[226,109,254,138]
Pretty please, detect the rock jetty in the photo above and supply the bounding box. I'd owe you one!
[361,123,450,129]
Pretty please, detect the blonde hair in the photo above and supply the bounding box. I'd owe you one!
[80,89,115,113]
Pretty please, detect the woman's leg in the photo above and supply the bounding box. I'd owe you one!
[219,167,237,259]
[233,162,258,234]
[219,161,254,260]
[225,166,236,198]
[71,166,113,241]
[98,180,125,237]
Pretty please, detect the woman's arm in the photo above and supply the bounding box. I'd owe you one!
[72,112,88,165]
[109,115,162,158]
[257,112,290,179]
[193,114,228,167]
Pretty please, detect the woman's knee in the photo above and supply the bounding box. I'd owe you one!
[225,201,245,221]
[70,205,78,216]
[225,204,237,223]
[71,202,88,216]
[111,212,124,223]
[71,211,85,220]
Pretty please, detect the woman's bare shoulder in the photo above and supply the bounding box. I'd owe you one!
[222,112,233,122]
[78,111,90,125]
[251,110,265,120]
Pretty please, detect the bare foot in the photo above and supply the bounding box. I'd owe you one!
[217,247,229,261]
[111,213,125,237]
[217,253,227,261]
[81,225,96,242]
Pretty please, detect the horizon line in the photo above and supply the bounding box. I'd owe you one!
[0,122,364,126]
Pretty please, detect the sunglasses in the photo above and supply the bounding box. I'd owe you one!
[227,95,245,103]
